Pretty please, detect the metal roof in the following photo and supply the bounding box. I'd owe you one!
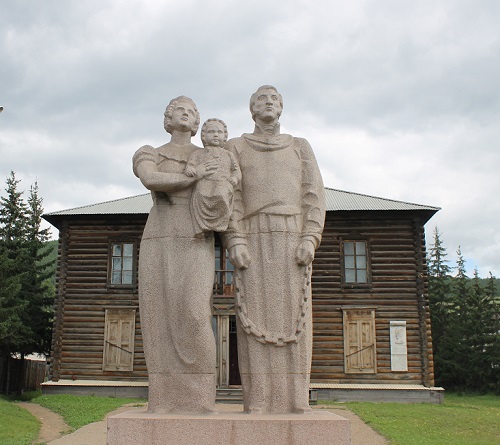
[46,193,153,216]
[43,188,439,218]
[324,188,439,212]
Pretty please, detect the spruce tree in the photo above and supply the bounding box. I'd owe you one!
[0,245,23,355]
[467,270,500,391]
[484,273,500,392]
[427,227,452,385]
[0,172,29,356]
[0,173,54,385]
[20,182,54,356]
[439,246,469,388]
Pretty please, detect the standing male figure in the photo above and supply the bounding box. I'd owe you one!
[223,85,325,413]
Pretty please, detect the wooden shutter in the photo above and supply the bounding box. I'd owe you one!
[103,308,136,371]
[342,308,377,374]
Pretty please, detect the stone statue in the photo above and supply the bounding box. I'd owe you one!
[132,96,219,414]
[222,85,326,414]
[185,118,241,237]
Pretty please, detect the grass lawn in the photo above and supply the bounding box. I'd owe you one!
[3,391,498,444]
[343,393,500,445]
[0,396,40,445]
[31,393,146,430]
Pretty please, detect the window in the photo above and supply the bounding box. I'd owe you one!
[214,244,234,295]
[103,308,136,371]
[109,242,134,285]
[342,307,377,374]
[343,240,368,284]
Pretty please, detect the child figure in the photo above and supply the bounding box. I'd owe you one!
[185,118,241,236]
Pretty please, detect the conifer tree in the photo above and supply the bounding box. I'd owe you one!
[21,182,54,355]
[0,173,54,360]
[0,172,29,356]
[427,227,452,385]
[484,273,500,392]
[466,270,500,391]
[0,246,23,355]
[438,247,469,387]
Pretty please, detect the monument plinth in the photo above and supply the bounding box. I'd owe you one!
[107,409,350,445]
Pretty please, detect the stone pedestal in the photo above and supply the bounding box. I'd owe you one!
[107,408,350,445]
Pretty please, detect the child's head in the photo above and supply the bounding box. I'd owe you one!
[201,118,228,148]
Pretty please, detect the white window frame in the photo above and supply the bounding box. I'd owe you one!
[109,241,135,286]
[342,240,369,285]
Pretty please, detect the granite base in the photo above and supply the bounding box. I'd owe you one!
[107,408,350,445]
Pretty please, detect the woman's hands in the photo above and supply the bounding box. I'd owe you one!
[194,159,218,179]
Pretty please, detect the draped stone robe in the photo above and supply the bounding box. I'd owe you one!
[133,143,216,414]
[222,133,325,413]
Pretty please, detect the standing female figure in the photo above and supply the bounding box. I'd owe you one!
[133,96,217,413]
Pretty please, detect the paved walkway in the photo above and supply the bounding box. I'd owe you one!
[20,402,388,445]
[16,402,71,443]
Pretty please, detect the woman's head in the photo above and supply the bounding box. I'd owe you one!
[164,96,200,136]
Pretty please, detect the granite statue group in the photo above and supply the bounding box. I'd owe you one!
[133,86,326,415]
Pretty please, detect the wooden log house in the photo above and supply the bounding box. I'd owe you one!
[42,188,444,403]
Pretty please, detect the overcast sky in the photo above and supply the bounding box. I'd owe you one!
[1,0,499,276]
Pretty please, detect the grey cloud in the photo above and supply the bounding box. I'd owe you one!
[1,0,499,275]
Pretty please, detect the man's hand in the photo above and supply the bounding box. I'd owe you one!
[229,245,251,270]
[295,239,315,266]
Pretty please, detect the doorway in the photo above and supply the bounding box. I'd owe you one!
[213,315,240,387]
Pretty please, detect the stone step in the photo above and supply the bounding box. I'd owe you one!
[215,388,319,404]
[216,388,243,404]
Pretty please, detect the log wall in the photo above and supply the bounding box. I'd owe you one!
[311,211,434,385]
[50,217,147,381]
[48,211,434,386]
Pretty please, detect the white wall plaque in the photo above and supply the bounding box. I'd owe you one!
[390,320,408,372]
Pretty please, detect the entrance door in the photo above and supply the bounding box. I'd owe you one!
[213,315,240,387]
[228,316,241,385]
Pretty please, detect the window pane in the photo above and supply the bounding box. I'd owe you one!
[123,243,134,257]
[122,257,133,271]
[357,269,367,283]
[225,251,234,271]
[345,269,356,283]
[345,256,355,269]
[215,247,221,271]
[122,271,133,285]
[111,271,122,284]
[112,244,122,257]
[344,242,354,255]
[112,257,122,271]
[355,242,366,255]
[357,255,367,269]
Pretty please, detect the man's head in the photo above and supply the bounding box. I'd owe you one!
[164,96,200,136]
[201,118,228,147]
[249,85,283,122]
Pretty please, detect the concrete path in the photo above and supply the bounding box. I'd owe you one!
[16,402,71,443]
[20,402,388,445]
